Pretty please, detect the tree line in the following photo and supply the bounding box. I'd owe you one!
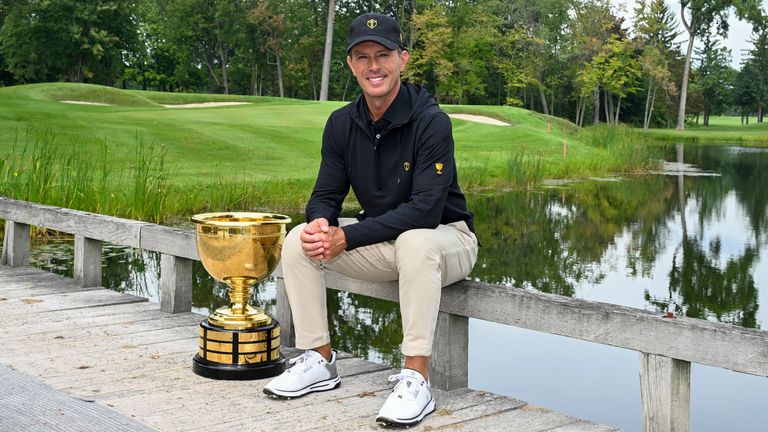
[0,0,766,129]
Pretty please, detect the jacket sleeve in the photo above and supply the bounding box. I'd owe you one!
[305,117,350,226]
[342,112,455,249]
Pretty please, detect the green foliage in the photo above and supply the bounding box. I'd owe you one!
[697,37,735,122]
[0,0,137,84]
[406,7,453,93]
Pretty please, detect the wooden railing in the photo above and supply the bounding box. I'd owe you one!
[1,196,766,432]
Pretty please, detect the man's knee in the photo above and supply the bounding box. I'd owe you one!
[394,229,440,268]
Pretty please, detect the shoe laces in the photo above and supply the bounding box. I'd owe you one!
[387,372,424,401]
[287,351,323,374]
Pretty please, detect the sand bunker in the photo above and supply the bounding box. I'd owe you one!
[60,100,112,106]
[448,113,510,126]
[161,102,250,108]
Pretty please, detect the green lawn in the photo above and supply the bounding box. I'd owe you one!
[0,83,662,220]
[641,115,768,143]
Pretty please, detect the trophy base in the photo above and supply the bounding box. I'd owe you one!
[193,317,285,380]
[193,353,286,380]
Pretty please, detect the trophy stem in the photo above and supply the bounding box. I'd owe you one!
[227,277,253,315]
[208,277,272,330]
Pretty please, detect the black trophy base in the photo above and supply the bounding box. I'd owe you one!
[194,317,285,380]
[193,353,286,380]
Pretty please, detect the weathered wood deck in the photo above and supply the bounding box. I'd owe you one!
[0,265,620,432]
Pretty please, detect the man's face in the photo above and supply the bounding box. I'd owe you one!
[347,41,409,102]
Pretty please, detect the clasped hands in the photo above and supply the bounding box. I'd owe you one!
[300,218,347,261]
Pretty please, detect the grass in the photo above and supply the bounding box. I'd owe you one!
[0,82,669,222]
[640,115,768,143]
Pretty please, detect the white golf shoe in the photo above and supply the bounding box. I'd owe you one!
[376,368,435,427]
[263,350,340,399]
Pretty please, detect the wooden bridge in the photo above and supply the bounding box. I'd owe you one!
[2,197,767,431]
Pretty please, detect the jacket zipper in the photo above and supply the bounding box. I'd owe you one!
[374,132,383,191]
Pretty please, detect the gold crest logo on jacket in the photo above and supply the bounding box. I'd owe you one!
[435,163,443,175]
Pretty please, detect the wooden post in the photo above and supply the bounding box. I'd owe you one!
[274,277,295,348]
[74,235,102,287]
[3,221,30,267]
[640,353,691,432]
[160,254,193,314]
[429,311,469,390]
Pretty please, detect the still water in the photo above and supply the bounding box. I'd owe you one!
[23,144,768,431]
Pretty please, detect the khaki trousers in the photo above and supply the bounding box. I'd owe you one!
[281,218,479,357]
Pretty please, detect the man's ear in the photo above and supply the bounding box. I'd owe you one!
[400,50,410,71]
[346,55,353,72]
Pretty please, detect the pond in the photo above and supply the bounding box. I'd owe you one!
[18,143,768,432]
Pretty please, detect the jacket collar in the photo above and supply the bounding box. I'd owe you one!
[353,83,412,130]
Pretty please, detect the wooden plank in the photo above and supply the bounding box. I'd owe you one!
[138,369,396,432]
[0,365,157,432]
[0,280,101,297]
[640,353,690,432]
[337,389,526,431]
[3,221,30,266]
[435,404,598,432]
[0,197,145,247]
[160,254,193,313]
[4,320,200,365]
[0,289,147,317]
[430,310,469,390]
[74,235,102,287]
[0,301,160,333]
[139,224,199,260]
[3,313,202,356]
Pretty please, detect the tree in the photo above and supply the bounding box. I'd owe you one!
[732,58,760,123]
[494,26,542,107]
[440,0,499,104]
[159,0,249,94]
[492,0,574,114]
[122,0,182,91]
[0,1,14,86]
[406,6,454,101]
[319,0,335,101]
[249,1,290,98]
[634,0,679,129]
[569,0,625,125]
[0,0,137,83]
[746,28,768,122]
[675,0,763,129]
[697,36,734,126]
[577,35,641,124]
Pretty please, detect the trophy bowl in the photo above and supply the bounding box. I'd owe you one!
[191,211,291,380]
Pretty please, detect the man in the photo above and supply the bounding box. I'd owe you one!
[263,12,478,428]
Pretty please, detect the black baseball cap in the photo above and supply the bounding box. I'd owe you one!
[346,13,403,52]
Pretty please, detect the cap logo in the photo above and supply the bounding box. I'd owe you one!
[367,19,378,29]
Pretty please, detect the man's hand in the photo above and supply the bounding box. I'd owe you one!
[300,218,347,261]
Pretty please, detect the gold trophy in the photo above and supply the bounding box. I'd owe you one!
[191,212,291,380]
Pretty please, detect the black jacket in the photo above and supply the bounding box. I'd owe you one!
[306,82,474,250]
